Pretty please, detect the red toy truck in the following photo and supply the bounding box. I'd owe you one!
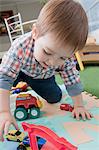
[14,93,43,121]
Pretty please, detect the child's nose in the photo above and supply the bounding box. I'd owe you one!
[49,57,59,66]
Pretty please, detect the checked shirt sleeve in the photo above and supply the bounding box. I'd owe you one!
[58,57,83,96]
[0,40,25,90]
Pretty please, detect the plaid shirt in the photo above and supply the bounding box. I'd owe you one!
[0,32,82,95]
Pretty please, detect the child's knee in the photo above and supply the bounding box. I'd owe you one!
[46,89,62,104]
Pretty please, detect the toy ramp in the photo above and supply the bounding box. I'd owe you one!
[22,122,77,150]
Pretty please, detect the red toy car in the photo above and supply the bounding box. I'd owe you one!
[60,104,74,112]
[14,93,43,121]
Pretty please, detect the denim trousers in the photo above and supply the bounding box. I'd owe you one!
[13,71,62,103]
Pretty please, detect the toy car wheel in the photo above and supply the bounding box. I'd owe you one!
[29,107,40,119]
[6,138,10,141]
[17,144,27,150]
[14,107,28,121]
[17,139,21,142]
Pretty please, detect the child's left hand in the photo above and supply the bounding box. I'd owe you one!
[72,106,93,120]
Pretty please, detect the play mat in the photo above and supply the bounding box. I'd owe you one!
[0,84,99,150]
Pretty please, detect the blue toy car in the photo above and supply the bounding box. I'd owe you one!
[17,136,46,150]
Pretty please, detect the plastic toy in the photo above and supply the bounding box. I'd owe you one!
[11,82,28,94]
[17,136,46,150]
[17,144,29,150]
[22,122,78,150]
[6,130,25,142]
[37,137,46,149]
[14,93,43,121]
[60,103,74,112]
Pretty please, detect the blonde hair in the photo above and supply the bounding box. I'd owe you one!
[36,0,88,51]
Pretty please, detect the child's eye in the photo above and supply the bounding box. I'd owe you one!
[60,57,66,61]
[43,49,52,55]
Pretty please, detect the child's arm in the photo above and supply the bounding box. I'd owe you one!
[71,94,92,120]
[0,89,18,141]
[0,40,25,141]
[58,57,92,120]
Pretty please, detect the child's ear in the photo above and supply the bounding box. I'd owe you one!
[32,23,39,40]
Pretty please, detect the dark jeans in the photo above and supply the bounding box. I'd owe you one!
[13,71,62,103]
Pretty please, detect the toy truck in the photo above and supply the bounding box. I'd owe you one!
[14,93,43,121]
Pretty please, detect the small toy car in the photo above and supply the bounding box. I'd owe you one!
[6,130,25,142]
[37,137,46,149]
[11,82,28,94]
[60,103,74,112]
[17,136,46,150]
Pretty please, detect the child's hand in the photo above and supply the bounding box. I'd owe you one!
[72,106,93,121]
[0,111,19,142]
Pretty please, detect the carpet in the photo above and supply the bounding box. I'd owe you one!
[0,85,99,150]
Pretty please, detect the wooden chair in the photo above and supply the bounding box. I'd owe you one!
[75,44,99,71]
[4,13,24,44]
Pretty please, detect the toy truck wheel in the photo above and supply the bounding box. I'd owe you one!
[14,107,28,121]
[29,107,40,119]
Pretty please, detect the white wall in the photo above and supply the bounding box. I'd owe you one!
[17,2,43,22]
[0,1,43,58]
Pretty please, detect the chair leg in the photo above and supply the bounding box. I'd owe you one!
[75,51,84,71]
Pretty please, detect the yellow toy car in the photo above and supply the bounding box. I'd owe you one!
[6,130,25,142]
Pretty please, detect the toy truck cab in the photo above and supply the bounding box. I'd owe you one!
[14,94,43,121]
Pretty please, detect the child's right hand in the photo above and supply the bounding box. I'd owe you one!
[0,111,19,141]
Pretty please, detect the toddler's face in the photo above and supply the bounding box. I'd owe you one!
[33,32,74,68]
